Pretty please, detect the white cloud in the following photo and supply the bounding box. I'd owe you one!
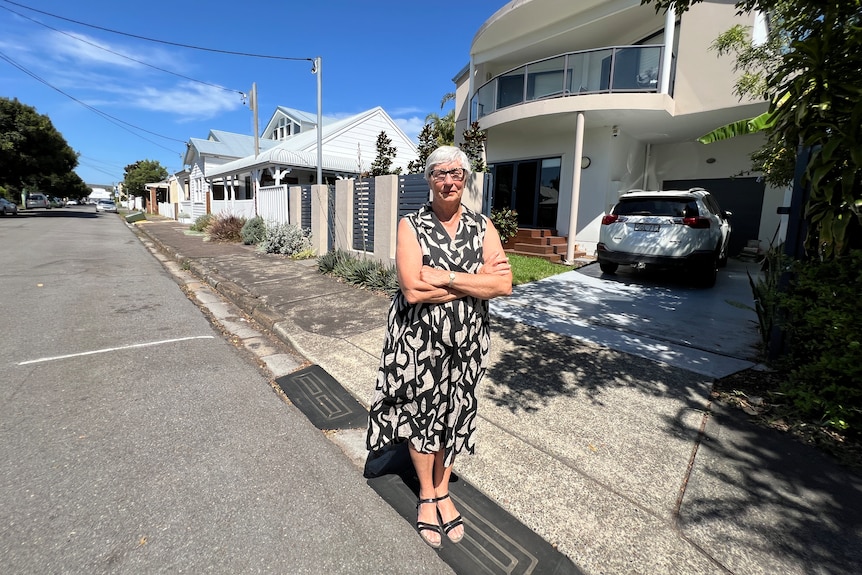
[394,116,426,142]
[46,30,144,69]
[127,82,244,120]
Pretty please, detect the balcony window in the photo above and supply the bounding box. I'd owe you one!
[526,56,566,101]
[498,66,525,109]
[470,44,668,121]
[566,49,613,93]
[612,46,662,90]
[474,81,496,120]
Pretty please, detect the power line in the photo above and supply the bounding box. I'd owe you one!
[0,2,245,96]
[0,49,186,152]
[1,0,313,64]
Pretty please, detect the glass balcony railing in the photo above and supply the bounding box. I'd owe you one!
[471,45,671,121]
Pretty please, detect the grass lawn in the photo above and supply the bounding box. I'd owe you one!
[508,253,581,286]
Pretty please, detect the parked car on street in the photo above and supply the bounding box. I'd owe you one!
[25,193,51,209]
[95,199,118,213]
[597,187,732,287]
[0,197,18,215]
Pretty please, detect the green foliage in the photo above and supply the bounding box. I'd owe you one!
[258,223,313,256]
[0,97,81,197]
[123,159,168,198]
[241,216,267,245]
[644,0,862,259]
[207,214,246,243]
[747,244,792,355]
[190,213,214,232]
[318,249,399,295]
[508,253,577,286]
[369,131,401,176]
[776,250,862,433]
[408,124,437,174]
[460,121,488,173]
[490,208,519,244]
[408,94,456,174]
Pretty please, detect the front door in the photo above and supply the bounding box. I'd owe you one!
[491,157,560,230]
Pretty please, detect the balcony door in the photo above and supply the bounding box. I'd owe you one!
[491,157,560,230]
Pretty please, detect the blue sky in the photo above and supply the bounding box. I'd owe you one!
[0,0,501,185]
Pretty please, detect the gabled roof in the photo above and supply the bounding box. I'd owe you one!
[207,148,359,178]
[206,106,418,179]
[260,106,340,143]
[184,129,279,165]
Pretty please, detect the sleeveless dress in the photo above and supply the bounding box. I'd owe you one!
[366,203,490,468]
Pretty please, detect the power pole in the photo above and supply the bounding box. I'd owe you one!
[251,82,260,158]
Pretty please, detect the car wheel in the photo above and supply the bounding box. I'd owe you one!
[694,258,718,288]
[599,262,619,274]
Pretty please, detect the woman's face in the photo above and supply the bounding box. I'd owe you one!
[429,161,465,208]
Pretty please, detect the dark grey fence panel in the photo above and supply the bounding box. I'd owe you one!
[327,185,336,252]
[398,173,429,218]
[353,178,375,252]
[300,185,312,231]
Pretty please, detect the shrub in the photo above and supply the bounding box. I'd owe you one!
[258,223,313,256]
[490,208,518,244]
[241,216,267,245]
[777,250,862,434]
[318,249,398,295]
[190,213,214,232]
[207,214,246,243]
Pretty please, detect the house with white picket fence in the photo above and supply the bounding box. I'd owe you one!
[164,106,417,223]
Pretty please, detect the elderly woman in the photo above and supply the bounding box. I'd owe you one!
[366,146,512,548]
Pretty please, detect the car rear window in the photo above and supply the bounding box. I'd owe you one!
[614,198,698,217]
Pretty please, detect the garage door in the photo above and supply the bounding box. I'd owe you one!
[663,177,765,257]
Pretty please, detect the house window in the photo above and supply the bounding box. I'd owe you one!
[498,66,526,109]
[491,156,561,229]
[526,56,566,101]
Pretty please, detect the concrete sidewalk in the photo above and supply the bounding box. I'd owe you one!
[133,218,861,575]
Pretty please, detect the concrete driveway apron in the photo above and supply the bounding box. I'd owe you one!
[490,259,761,378]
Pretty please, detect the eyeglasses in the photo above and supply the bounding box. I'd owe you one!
[430,168,465,182]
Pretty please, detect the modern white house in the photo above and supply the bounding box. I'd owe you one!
[453,0,783,260]
[174,106,418,221]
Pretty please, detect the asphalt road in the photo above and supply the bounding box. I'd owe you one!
[0,208,451,574]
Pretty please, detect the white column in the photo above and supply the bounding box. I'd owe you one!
[565,112,586,264]
[660,8,675,95]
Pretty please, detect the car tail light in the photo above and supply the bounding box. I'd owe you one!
[683,216,711,229]
[601,214,619,225]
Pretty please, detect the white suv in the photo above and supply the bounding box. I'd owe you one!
[597,188,732,287]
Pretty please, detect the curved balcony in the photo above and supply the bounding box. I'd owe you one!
[471,45,672,122]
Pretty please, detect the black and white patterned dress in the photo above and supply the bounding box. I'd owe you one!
[366,203,490,467]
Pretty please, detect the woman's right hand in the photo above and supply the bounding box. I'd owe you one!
[480,251,512,276]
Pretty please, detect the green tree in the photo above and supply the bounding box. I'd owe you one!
[123,160,168,198]
[424,93,455,147]
[0,97,81,198]
[408,124,438,174]
[644,0,862,259]
[369,131,401,176]
[460,121,488,173]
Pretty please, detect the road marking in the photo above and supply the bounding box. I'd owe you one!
[17,336,216,365]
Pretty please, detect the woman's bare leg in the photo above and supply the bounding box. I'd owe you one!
[408,445,441,547]
[433,450,464,541]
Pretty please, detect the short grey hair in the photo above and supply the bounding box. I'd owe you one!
[424,146,472,181]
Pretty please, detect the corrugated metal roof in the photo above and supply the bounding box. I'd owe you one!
[188,130,279,160]
[207,146,358,178]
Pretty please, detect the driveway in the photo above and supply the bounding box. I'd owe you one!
[490,259,763,378]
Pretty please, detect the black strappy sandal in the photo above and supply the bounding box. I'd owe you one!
[416,497,442,549]
[435,494,465,544]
